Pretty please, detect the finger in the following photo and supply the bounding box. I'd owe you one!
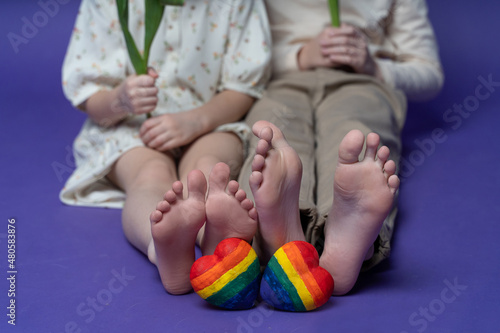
[139,86,159,97]
[142,121,172,147]
[316,54,337,68]
[139,117,160,137]
[135,74,157,88]
[320,26,337,38]
[134,96,158,109]
[129,88,158,104]
[338,23,358,36]
[147,132,171,150]
[324,26,356,39]
[156,140,174,152]
[157,135,185,152]
[147,67,159,79]
[134,103,157,115]
[329,54,353,67]
[325,35,361,48]
[321,44,359,59]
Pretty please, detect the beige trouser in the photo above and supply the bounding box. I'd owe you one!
[239,68,407,270]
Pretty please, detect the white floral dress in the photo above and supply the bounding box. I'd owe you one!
[60,0,271,208]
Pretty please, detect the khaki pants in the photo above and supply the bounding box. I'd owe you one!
[239,68,407,270]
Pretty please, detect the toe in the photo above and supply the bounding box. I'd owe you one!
[164,189,178,203]
[338,129,365,164]
[187,169,208,201]
[172,181,184,197]
[252,121,273,141]
[259,126,274,144]
[150,210,163,224]
[384,160,396,177]
[235,188,247,202]
[248,207,258,221]
[208,163,230,193]
[388,174,400,194]
[376,146,390,168]
[255,137,271,156]
[251,154,266,173]
[227,180,239,195]
[249,170,263,193]
[241,198,254,211]
[156,200,170,212]
[364,133,380,160]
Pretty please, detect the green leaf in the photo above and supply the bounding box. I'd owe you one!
[143,0,165,67]
[328,0,340,27]
[116,0,147,74]
[159,0,185,6]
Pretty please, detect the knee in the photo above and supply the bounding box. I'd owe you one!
[131,158,177,189]
[193,155,243,179]
[190,155,220,177]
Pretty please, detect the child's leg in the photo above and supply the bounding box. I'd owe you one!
[107,147,177,258]
[238,76,317,225]
[246,122,399,296]
[319,130,399,295]
[108,147,205,295]
[179,132,244,182]
[178,132,258,256]
[248,121,306,264]
[150,169,207,294]
[313,75,405,253]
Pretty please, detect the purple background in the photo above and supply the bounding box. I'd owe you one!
[1,1,499,332]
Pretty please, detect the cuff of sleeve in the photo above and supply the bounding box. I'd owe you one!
[65,83,109,109]
[272,44,304,76]
[218,82,265,99]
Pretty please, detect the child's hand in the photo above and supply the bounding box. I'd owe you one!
[298,24,379,77]
[139,112,203,151]
[116,67,159,115]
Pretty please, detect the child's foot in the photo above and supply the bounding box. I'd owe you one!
[202,162,258,256]
[249,121,306,264]
[319,130,399,295]
[150,170,207,295]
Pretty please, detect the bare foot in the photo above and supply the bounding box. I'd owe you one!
[202,162,258,256]
[319,130,400,295]
[249,121,306,264]
[150,170,207,295]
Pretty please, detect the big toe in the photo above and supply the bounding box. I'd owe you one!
[252,120,273,140]
[253,121,291,149]
[338,129,365,164]
[187,169,207,201]
[208,162,231,193]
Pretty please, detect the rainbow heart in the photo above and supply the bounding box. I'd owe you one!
[190,238,261,310]
[260,241,334,311]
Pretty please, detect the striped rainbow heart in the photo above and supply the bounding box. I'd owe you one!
[260,241,334,311]
[190,238,261,309]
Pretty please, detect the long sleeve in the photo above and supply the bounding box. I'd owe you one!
[219,0,272,98]
[375,0,444,101]
[264,0,444,102]
[62,0,128,108]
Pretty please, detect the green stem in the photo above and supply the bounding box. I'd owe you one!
[117,0,185,119]
[159,0,184,5]
[328,0,340,27]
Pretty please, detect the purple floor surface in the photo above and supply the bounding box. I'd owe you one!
[1,1,499,332]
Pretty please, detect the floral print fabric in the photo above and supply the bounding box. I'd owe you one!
[60,0,271,208]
